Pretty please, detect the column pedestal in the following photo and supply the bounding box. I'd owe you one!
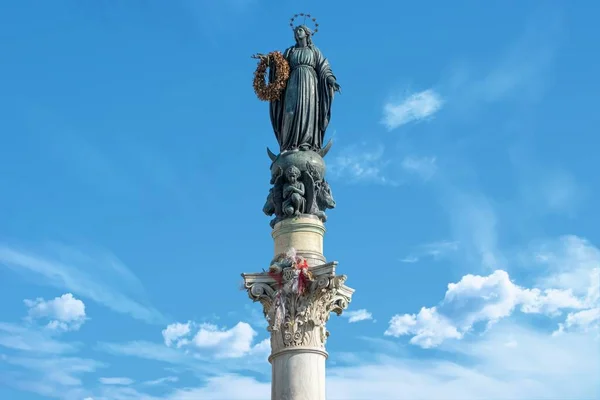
[242,216,354,400]
[272,215,326,266]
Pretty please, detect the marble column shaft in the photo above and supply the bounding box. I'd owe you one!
[242,216,354,400]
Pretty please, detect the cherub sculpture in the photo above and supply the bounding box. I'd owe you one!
[282,166,305,217]
[263,161,336,226]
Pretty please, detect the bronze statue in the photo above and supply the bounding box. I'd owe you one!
[255,14,339,227]
[255,17,341,153]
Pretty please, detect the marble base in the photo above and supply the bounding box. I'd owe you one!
[272,215,326,266]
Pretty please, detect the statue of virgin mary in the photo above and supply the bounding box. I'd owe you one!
[268,24,341,153]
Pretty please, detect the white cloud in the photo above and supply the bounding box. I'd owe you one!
[158,321,266,359]
[150,323,598,400]
[0,244,164,324]
[386,307,462,348]
[328,144,393,185]
[247,338,270,357]
[386,268,592,348]
[382,89,443,130]
[401,156,437,181]
[99,377,134,385]
[192,322,257,358]
[554,308,600,336]
[343,309,373,323]
[24,293,86,332]
[6,321,598,400]
[162,322,192,348]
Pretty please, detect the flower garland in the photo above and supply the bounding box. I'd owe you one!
[268,248,313,330]
[252,51,290,102]
[269,248,312,294]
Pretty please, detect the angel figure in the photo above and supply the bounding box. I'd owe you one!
[282,166,305,217]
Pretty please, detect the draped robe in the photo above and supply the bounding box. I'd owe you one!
[269,44,336,152]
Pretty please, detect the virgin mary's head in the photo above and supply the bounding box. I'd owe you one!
[294,25,313,45]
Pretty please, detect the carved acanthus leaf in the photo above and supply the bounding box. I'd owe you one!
[243,264,353,353]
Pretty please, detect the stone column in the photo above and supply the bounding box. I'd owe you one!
[242,216,354,400]
[272,216,326,266]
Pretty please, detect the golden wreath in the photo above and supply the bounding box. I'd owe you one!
[252,51,290,102]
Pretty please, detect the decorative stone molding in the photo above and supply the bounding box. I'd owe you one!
[242,262,354,355]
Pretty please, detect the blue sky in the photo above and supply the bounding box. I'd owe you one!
[1,0,599,399]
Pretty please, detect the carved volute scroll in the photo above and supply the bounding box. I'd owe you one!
[242,262,353,354]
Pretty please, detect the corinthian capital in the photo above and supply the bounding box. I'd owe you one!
[242,262,354,353]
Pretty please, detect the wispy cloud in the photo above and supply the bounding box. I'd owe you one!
[382,89,443,130]
[98,340,187,365]
[328,144,395,185]
[475,17,560,104]
[399,256,419,264]
[442,10,563,113]
[1,355,104,398]
[343,309,373,323]
[529,235,600,300]
[421,240,459,259]
[0,320,104,400]
[137,323,598,400]
[400,240,459,263]
[331,327,597,400]
[0,322,78,354]
[401,156,437,181]
[444,192,501,270]
[535,172,581,214]
[142,376,179,386]
[160,375,270,400]
[0,244,164,324]
[516,166,583,217]
[99,377,134,386]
